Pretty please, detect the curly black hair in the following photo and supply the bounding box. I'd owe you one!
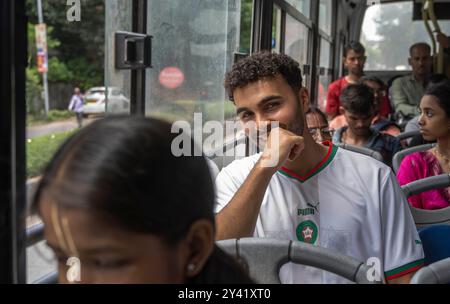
[224,51,303,102]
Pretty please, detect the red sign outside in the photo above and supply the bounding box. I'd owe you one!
[159,67,185,89]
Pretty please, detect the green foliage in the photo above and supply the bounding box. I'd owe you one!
[67,58,103,91]
[26,67,43,114]
[47,109,74,121]
[26,130,76,178]
[26,0,104,89]
[47,57,73,82]
[27,110,74,126]
[239,0,253,54]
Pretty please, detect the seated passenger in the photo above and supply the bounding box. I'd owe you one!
[403,74,448,146]
[360,76,393,120]
[216,52,424,284]
[391,43,432,119]
[326,41,366,120]
[332,84,402,166]
[360,76,401,137]
[306,107,332,143]
[397,83,450,210]
[328,76,400,135]
[32,116,252,284]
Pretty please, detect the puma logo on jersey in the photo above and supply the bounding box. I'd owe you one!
[298,208,315,216]
[307,202,320,213]
[298,202,320,216]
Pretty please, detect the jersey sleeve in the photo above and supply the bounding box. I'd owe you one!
[214,167,240,213]
[380,170,424,281]
[214,156,257,214]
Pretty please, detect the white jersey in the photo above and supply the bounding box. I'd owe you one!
[215,142,424,283]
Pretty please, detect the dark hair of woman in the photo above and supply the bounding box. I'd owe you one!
[33,116,253,284]
[424,82,450,117]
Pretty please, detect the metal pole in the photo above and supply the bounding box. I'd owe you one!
[36,0,50,115]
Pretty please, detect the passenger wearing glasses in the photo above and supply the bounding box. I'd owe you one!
[305,107,333,143]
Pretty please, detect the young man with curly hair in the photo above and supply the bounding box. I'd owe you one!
[214,52,423,284]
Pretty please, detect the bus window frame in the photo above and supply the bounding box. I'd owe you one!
[270,0,336,108]
[0,0,27,284]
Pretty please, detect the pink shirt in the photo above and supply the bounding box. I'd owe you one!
[397,151,450,210]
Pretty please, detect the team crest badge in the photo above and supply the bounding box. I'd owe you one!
[296,220,318,244]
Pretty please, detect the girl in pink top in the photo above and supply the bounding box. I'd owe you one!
[397,82,450,210]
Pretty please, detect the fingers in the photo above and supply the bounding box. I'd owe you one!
[287,136,305,161]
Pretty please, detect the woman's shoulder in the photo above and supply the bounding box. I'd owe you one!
[398,150,435,178]
[402,150,432,163]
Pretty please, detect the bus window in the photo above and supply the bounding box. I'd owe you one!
[104,1,132,115]
[285,13,309,80]
[318,38,332,113]
[144,0,249,155]
[319,0,332,36]
[361,1,450,71]
[25,0,117,283]
[272,5,282,53]
[286,0,311,18]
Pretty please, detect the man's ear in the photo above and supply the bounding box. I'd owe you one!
[339,106,345,116]
[299,87,310,113]
[183,219,215,278]
[408,57,412,66]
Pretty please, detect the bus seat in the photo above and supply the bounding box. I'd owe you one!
[395,130,421,142]
[410,257,450,284]
[216,237,380,284]
[335,143,384,162]
[418,225,450,266]
[409,206,450,229]
[401,174,450,228]
[392,143,436,173]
